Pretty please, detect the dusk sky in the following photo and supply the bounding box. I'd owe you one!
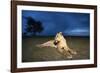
[22,10,90,36]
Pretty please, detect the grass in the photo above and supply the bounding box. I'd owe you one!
[22,36,90,62]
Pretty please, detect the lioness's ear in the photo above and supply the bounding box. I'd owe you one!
[59,32,62,35]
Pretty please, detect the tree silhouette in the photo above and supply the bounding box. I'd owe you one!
[25,16,44,36]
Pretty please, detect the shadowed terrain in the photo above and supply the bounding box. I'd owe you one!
[22,36,90,62]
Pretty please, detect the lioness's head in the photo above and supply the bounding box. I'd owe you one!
[54,32,63,45]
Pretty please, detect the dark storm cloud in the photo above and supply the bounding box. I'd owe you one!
[22,10,90,36]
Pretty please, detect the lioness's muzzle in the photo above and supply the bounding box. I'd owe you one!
[54,41,60,45]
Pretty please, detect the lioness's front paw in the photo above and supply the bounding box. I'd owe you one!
[67,55,72,59]
[72,51,77,55]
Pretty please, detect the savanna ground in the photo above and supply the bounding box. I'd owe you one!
[22,36,90,62]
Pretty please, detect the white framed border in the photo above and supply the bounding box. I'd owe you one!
[17,5,94,68]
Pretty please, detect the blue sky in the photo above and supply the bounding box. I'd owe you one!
[22,10,90,36]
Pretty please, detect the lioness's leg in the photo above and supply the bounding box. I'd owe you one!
[62,48,73,59]
[68,48,77,55]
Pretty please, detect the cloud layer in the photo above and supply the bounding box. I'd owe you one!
[22,10,90,36]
